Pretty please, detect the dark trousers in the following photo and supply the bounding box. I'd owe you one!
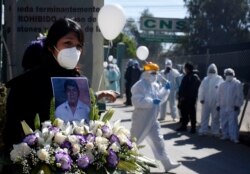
[125,84,132,105]
[180,101,197,130]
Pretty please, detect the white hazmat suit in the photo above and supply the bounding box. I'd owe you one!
[217,68,244,143]
[130,63,181,172]
[159,59,180,120]
[198,64,224,136]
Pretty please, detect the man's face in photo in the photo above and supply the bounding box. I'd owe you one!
[66,85,79,105]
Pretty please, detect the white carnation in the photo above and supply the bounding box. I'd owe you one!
[10,143,32,162]
[109,142,120,152]
[96,128,103,137]
[53,118,64,128]
[68,135,79,144]
[54,132,67,144]
[98,144,108,153]
[95,137,109,146]
[37,149,49,161]
[73,126,85,135]
[72,144,80,154]
[85,142,94,150]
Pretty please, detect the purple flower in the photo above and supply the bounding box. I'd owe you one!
[55,151,72,171]
[101,125,111,137]
[48,126,60,133]
[23,134,37,146]
[77,154,90,169]
[75,135,86,145]
[84,133,95,142]
[107,149,119,168]
[109,134,120,144]
[61,140,72,149]
[126,139,133,149]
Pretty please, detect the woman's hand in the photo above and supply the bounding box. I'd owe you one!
[95,90,118,103]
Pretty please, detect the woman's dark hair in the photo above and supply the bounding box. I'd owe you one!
[22,38,45,71]
[45,18,84,50]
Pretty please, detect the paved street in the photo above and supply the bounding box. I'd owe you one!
[106,98,250,174]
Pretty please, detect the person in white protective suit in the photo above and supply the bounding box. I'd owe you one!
[217,68,244,143]
[198,63,224,136]
[159,59,180,121]
[112,58,121,94]
[107,64,120,93]
[130,62,181,172]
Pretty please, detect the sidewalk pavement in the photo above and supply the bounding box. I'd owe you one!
[106,97,250,174]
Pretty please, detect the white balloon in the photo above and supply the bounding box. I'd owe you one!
[136,46,149,60]
[108,55,114,62]
[98,4,126,40]
[103,61,108,68]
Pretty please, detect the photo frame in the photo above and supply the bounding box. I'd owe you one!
[51,77,91,117]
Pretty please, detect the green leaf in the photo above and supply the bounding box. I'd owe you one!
[50,97,56,122]
[34,114,40,130]
[102,109,114,122]
[31,163,53,174]
[89,88,100,121]
[117,160,140,173]
[21,120,33,135]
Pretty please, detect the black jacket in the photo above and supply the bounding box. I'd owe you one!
[178,72,201,104]
[4,56,80,149]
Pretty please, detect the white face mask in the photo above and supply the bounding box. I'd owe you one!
[208,73,215,77]
[225,75,234,81]
[148,74,157,82]
[55,47,81,69]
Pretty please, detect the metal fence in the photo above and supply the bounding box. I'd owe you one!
[173,49,250,83]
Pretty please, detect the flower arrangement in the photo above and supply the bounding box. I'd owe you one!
[10,89,157,174]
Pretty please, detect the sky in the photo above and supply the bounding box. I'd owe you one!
[104,0,188,20]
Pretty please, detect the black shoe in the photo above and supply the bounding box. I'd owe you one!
[124,102,132,106]
[176,126,187,132]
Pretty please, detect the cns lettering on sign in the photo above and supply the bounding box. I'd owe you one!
[140,17,186,32]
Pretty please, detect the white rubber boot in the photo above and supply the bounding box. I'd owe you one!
[161,155,181,172]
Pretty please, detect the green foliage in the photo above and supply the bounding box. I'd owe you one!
[101,109,115,123]
[34,114,40,130]
[89,88,101,121]
[49,97,56,122]
[104,33,137,58]
[126,9,163,61]
[183,0,250,54]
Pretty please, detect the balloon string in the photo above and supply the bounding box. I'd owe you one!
[106,40,113,61]
[109,40,113,48]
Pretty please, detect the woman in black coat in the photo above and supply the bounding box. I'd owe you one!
[3,18,85,151]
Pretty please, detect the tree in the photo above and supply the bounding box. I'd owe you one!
[183,0,250,54]
[124,9,164,62]
[103,33,137,58]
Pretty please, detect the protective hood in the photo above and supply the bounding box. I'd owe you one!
[224,68,235,76]
[141,71,157,83]
[207,63,218,75]
[165,59,172,68]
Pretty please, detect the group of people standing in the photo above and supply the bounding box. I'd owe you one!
[127,58,244,172]
[155,59,244,143]
[125,58,244,144]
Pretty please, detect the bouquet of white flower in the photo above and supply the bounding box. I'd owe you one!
[10,91,157,174]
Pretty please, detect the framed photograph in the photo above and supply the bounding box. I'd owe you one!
[51,77,91,122]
